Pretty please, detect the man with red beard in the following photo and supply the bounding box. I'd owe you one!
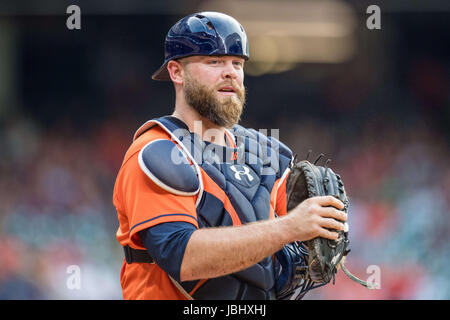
[113,12,347,300]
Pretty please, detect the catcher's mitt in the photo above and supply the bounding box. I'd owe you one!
[285,152,372,289]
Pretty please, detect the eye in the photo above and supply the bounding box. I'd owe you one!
[207,59,219,65]
[233,60,244,68]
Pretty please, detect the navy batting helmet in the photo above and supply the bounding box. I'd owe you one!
[152,11,250,81]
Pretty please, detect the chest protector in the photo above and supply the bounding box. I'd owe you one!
[134,116,293,300]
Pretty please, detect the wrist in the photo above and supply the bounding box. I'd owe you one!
[274,214,298,244]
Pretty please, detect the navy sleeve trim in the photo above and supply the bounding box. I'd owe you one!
[130,213,198,233]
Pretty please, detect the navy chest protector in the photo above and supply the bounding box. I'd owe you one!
[135,116,293,299]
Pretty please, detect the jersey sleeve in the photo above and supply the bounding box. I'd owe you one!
[138,221,196,282]
[117,152,199,248]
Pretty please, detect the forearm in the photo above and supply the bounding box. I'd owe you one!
[179,215,294,282]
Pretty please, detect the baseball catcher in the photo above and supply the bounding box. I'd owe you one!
[113,11,369,300]
[274,151,372,300]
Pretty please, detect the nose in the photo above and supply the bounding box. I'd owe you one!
[221,60,238,80]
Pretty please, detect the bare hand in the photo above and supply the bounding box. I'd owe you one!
[285,195,347,242]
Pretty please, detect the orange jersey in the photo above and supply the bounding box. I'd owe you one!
[114,125,200,299]
[113,121,290,300]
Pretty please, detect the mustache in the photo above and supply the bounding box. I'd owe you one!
[216,80,246,103]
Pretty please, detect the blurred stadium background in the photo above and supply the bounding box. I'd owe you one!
[0,0,449,299]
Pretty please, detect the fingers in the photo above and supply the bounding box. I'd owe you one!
[317,206,347,222]
[320,217,345,231]
[318,228,339,240]
[316,216,344,241]
[315,195,345,210]
[289,195,348,242]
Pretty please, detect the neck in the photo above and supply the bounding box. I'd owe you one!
[172,102,227,147]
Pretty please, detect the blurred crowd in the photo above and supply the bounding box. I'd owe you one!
[0,107,448,299]
[0,114,130,299]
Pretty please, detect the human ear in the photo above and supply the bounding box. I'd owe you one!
[167,60,184,84]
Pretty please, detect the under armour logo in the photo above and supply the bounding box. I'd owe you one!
[230,165,254,182]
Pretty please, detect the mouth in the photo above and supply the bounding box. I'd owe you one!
[217,86,236,95]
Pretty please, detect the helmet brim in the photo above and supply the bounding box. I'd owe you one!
[151,62,171,81]
[152,54,249,82]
